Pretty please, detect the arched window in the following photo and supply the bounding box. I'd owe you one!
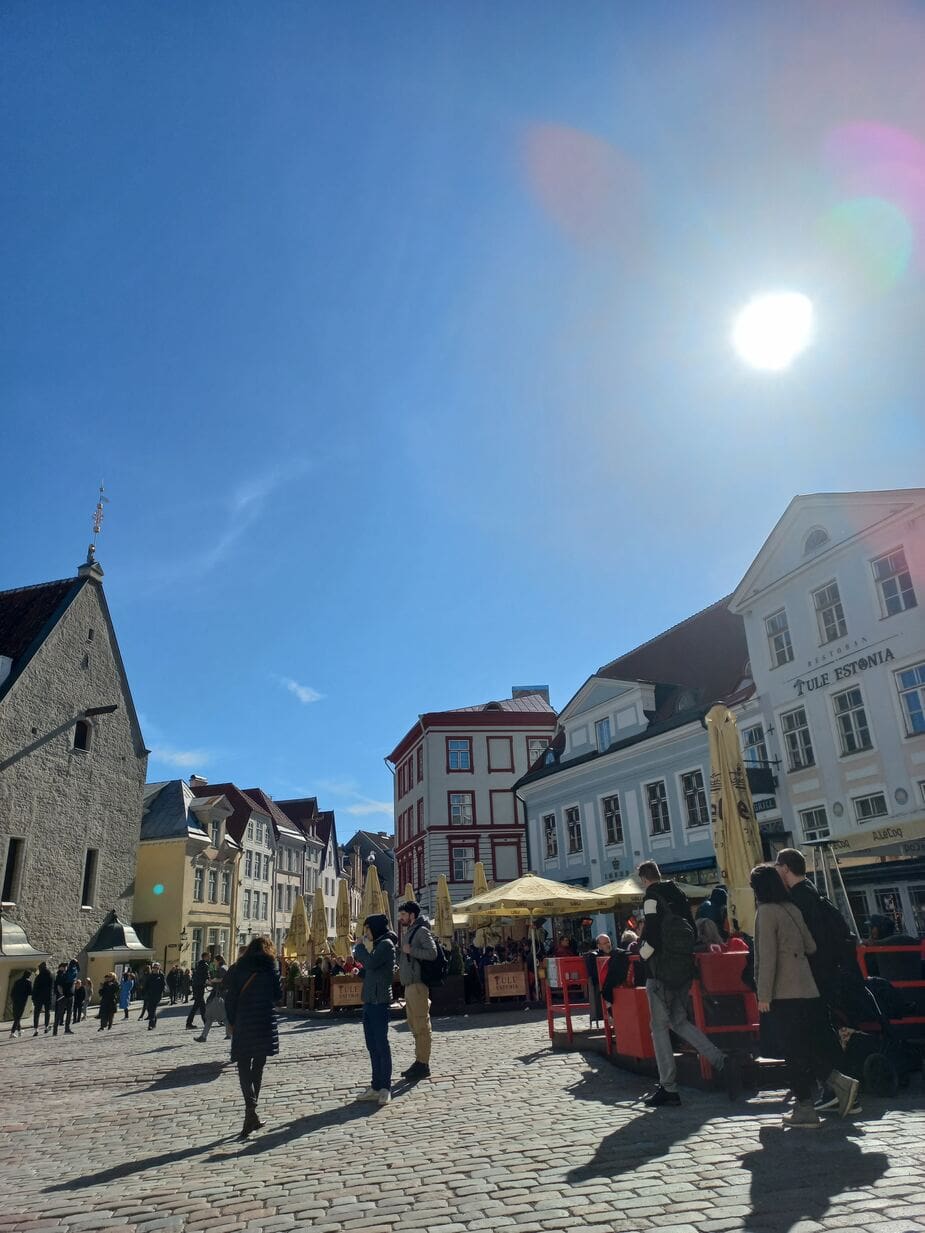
[73,720,92,752]
[803,526,829,554]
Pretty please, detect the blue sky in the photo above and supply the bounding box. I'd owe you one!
[3,3,924,831]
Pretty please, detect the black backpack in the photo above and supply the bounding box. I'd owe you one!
[411,923,449,988]
[650,899,696,989]
[812,893,855,973]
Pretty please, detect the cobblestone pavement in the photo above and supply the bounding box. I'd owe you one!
[1,1004,924,1233]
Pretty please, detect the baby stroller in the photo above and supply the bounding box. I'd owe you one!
[830,965,921,1097]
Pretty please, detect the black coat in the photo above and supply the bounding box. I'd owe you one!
[99,981,120,1011]
[225,953,282,1062]
[32,967,53,1003]
[143,972,166,1005]
[11,974,32,1010]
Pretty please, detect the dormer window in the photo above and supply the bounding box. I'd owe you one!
[675,690,697,713]
[594,717,612,752]
[803,526,829,554]
[73,720,92,752]
[210,821,222,848]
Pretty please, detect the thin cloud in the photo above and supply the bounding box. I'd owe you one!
[342,797,394,818]
[277,676,324,705]
[149,745,211,769]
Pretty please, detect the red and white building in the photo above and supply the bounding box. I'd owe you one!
[387,689,557,915]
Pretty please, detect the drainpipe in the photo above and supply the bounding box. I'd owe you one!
[515,788,531,872]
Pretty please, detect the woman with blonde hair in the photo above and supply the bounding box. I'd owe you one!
[224,936,282,1139]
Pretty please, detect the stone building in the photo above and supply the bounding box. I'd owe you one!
[0,555,148,1009]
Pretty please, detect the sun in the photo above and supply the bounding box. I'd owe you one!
[731,292,814,371]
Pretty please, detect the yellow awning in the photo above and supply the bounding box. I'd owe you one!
[452,872,616,919]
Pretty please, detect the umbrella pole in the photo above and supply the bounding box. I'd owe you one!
[828,843,859,936]
[530,912,539,1007]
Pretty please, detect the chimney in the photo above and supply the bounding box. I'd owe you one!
[512,685,550,704]
[189,775,209,787]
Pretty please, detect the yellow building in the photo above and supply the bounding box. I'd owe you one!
[134,780,240,968]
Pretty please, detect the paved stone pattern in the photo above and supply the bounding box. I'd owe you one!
[1,1005,924,1233]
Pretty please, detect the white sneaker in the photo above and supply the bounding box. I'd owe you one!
[356,1087,380,1102]
[377,1089,392,1106]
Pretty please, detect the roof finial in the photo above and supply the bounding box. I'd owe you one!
[87,481,109,563]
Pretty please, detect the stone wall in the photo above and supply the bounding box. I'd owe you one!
[0,578,147,962]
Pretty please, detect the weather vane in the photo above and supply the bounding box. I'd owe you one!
[87,481,110,562]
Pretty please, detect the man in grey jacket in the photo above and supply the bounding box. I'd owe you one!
[397,900,438,1081]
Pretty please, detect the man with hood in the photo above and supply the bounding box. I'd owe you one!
[142,962,167,1030]
[637,862,739,1106]
[397,900,438,1082]
[32,962,53,1035]
[354,913,398,1106]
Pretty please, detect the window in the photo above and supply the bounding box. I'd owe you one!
[602,795,623,845]
[874,887,904,932]
[80,848,99,907]
[832,687,872,755]
[243,889,251,918]
[210,821,221,848]
[193,866,204,901]
[804,526,829,554]
[244,850,253,878]
[277,884,284,910]
[565,806,583,853]
[416,745,423,782]
[1,836,24,903]
[208,927,219,950]
[813,580,847,643]
[447,737,472,771]
[221,870,231,904]
[896,662,925,736]
[765,609,794,667]
[800,806,830,842]
[873,547,917,617]
[261,892,269,920]
[287,884,294,910]
[527,737,549,767]
[451,794,473,823]
[543,814,558,859]
[781,706,815,771]
[416,798,424,833]
[73,720,91,752]
[191,928,203,965]
[207,869,218,903]
[853,792,888,823]
[247,821,254,840]
[263,855,271,881]
[681,770,709,828]
[595,717,612,753]
[742,724,768,767]
[452,845,476,883]
[493,843,519,881]
[646,781,671,835]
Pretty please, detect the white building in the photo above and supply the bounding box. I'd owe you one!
[388,689,557,915]
[277,799,343,934]
[730,488,925,933]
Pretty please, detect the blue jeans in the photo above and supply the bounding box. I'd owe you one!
[363,1002,392,1091]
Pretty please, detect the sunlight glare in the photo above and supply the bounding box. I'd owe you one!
[731,292,814,371]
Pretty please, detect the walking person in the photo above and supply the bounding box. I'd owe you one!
[354,913,398,1107]
[636,862,740,1107]
[224,936,283,1139]
[181,968,192,1002]
[195,953,231,1043]
[9,970,33,1038]
[119,969,135,1019]
[72,980,86,1024]
[32,962,53,1035]
[142,962,166,1030]
[751,863,858,1128]
[166,964,181,1005]
[53,960,78,1036]
[185,953,211,1030]
[397,900,437,1081]
[98,972,119,1030]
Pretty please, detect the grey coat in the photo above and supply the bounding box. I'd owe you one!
[398,917,438,988]
[354,937,396,1005]
[755,901,819,1003]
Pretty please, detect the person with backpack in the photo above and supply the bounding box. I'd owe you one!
[397,899,440,1082]
[637,861,740,1107]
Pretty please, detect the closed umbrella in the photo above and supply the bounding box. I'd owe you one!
[334,878,352,959]
[359,863,387,929]
[706,703,764,935]
[309,886,328,965]
[286,894,311,961]
[434,874,455,945]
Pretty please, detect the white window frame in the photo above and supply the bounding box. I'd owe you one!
[600,794,624,847]
[449,791,475,826]
[872,546,917,618]
[780,705,815,772]
[679,768,709,828]
[527,737,549,767]
[595,717,612,753]
[565,805,583,854]
[741,723,768,767]
[452,845,476,883]
[799,804,830,842]
[243,889,251,918]
[812,579,847,644]
[645,780,671,835]
[210,820,221,849]
[765,608,794,668]
[244,850,253,878]
[193,866,204,902]
[852,791,889,824]
[191,928,203,965]
[447,738,472,771]
[832,685,873,756]
[221,870,231,904]
[207,868,218,903]
[895,660,925,738]
[542,813,558,860]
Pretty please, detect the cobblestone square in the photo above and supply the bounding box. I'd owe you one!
[1,1006,923,1233]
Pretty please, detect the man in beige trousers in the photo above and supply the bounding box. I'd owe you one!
[398,900,437,1081]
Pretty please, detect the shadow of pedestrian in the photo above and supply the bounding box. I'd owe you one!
[115,1060,226,1093]
[742,1124,889,1232]
[44,1135,234,1191]
[210,1101,370,1159]
[566,1103,713,1184]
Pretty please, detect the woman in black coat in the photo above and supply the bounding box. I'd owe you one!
[224,936,282,1139]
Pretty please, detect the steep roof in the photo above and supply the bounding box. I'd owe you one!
[243,787,305,843]
[451,692,555,714]
[0,578,84,703]
[190,781,268,844]
[141,780,209,841]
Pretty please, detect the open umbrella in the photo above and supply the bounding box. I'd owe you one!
[593,874,711,904]
[434,874,455,945]
[334,878,352,958]
[309,886,329,965]
[706,703,764,934]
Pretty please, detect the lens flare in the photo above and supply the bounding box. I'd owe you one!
[731,292,814,371]
[153,883,165,896]
[819,197,914,291]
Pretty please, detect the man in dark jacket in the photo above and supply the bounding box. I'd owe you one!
[53,961,77,1036]
[143,962,167,1030]
[185,952,212,1029]
[637,862,737,1106]
[32,962,53,1035]
[10,970,32,1037]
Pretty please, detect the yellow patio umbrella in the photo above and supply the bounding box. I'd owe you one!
[593,874,711,904]
[433,873,455,945]
[333,877,352,958]
[706,704,764,935]
[285,894,311,961]
[309,886,329,965]
[359,863,388,929]
[403,881,415,905]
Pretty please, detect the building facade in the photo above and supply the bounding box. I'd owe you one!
[0,559,148,1000]
[243,788,306,956]
[730,489,925,933]
[277,800,343,934]
[388,689,557,915]
[135,779,240,967]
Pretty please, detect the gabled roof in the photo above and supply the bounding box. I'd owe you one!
[190,781,269,845]
[451,692,555,714]
[142,780,210,842]
[243,787,305,844]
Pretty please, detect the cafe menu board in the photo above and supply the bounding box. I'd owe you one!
[330,977,363,1007]
[486,964,528,1000]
